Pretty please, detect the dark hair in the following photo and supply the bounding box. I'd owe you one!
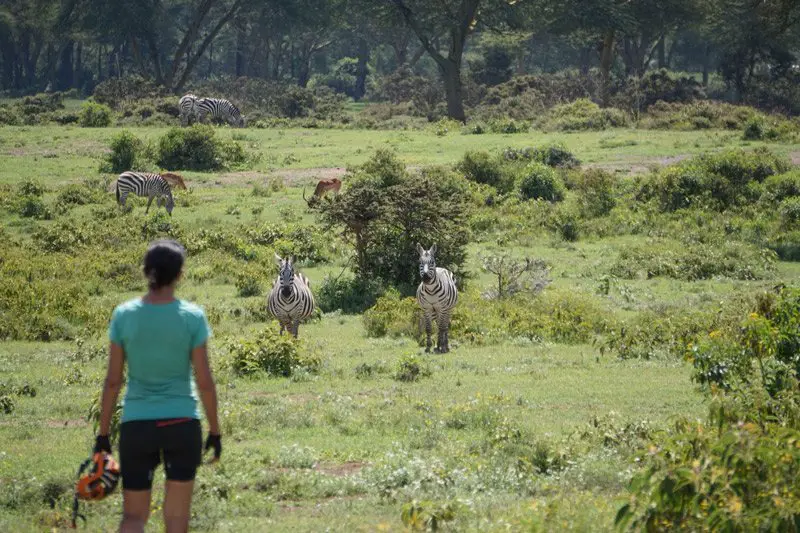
[143,239,186,290]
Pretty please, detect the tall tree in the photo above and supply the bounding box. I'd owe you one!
[389,0,521,121]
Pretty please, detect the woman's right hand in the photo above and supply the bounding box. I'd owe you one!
[204,433,221,462]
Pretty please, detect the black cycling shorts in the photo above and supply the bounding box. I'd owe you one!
[119,418,202,490]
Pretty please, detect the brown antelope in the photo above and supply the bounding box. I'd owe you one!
[160,172,188,190]
[303,178,341,207]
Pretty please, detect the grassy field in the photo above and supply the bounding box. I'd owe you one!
[0,124,798,531]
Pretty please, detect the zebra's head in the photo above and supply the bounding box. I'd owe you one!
[165,194,175,216]
[237,115,246,128]
[416,243,437,283]
[275,253,295,297]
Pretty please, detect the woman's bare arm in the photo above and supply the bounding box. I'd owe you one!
[99,343,125,436]
[191,344,220,435]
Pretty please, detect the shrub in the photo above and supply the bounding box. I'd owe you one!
[518,163,565,202]
[15,196,52,219]
[762,171,800,202]
[610,240,776,281]
[79,101,113,127]
[316,275,385,314]
[235,270,263,297]
[616,419,800,532]
[0,105,21,125]
[640,148,791,211]
[363,290,420,338]
[92,76,166,108]
[227,329,319,377]
[394,354,432,382]
[18,179,45,197]
[456,151,511,192]
[572,168,616,217]
[156,125,250,171]
[53,184,105,214]
[611,69,704,114]
[101,130,151,173]
[318,151,472,290]
[541,98,629,131]
[779,198,800,228]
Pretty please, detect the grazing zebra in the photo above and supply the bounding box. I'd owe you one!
[115,171,186,216]
[416,243,458,353]
[196,97,245,128]
[267,254,315,338]
[178,94,199,126]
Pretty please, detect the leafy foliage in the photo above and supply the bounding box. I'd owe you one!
[78,101,113,127]
[318,150,471,291]
[227,329,319,377]
[156,125,250,171]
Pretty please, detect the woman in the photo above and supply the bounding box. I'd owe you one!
[95,239,221,533]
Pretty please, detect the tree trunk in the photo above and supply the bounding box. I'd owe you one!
[439,59,465,122]
[599,30,615,107]
[354,37,369,100]
[656,36,666,69]
[56,40,74,91]
[579,46,591,76]
[75,42,83,92]
[702,44,710,87]
[235,19,245,77]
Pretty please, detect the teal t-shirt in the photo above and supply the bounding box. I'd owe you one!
[108,298,211,423]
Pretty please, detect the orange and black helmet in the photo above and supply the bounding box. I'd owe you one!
[75,452,120,500]
[71,452,120,528]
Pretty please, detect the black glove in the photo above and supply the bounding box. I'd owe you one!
[94,435,111,454]
[205,434,222,462]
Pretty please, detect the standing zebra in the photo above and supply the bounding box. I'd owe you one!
[196,97,245,128]
[267,254,315,338]
[178,94,199,126]
[416,243,458,353]
[115,171,186,216]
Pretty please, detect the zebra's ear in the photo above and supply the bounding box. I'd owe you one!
[274,253,283,266]
[416,242,424,255]
[288,255,295,265]
[430,243,437,255]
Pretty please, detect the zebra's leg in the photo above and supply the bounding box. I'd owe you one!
[279,321,286,335]
[436,314,446,353]
[291,320,300,338]
[424,312,433,353]
[440,313,452,353]
[145,195,154,213]
[118,191,128,207]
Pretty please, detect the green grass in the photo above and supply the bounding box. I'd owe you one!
[0,124,798,531]
[1,125,798,186]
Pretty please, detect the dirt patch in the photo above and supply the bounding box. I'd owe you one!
[314,461,366,477]
[45,419,88,428]
[585,154,691,175]
[790,151,800,165]
[214,167,347,187]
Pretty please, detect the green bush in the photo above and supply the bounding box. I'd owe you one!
[235,270,264,297]
[779,198,800,228]
[156,125,249,171]
[640,100,759,130]
[616,419,800,532]
[318,150,472,290]
[18,179,45,197]
[456,151,511,192]
[762,171,800,202]
[15,196,52,220]
[610,240,776,281]
[0,105,21,125]
[102,130,151,173]
[227,329,319,377]
[53,184,105,214]
[518,162,565,202]
[640,148,791,211]
[79,101,113,127]
[572,168,616,217]
[394,354,432,382]
[316,275,385,314]
[363,290,420,339]
[541,98,629,131]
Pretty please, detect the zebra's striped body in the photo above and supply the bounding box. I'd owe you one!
[416,243,458,353]
[179,94,199,126]
[267,254,315,338]
[196,97,245,127]
[115,172,176,216]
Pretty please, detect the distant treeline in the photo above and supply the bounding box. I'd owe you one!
[1,0,799,118]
